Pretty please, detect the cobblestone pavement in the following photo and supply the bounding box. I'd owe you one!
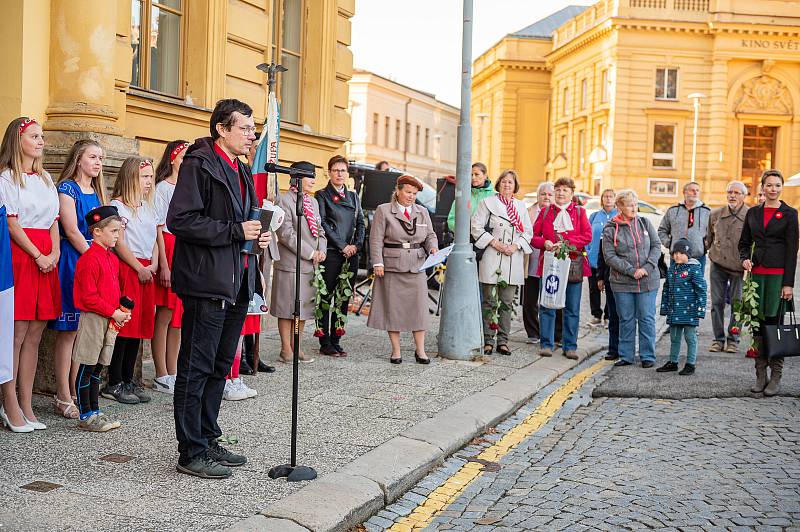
[365,355,800,531]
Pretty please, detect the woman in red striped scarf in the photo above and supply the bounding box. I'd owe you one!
[270,161,326,364]
[471,170,533,356]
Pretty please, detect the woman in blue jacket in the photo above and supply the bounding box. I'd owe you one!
[586,189,616,325]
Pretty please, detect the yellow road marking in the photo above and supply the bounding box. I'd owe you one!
[389,359,611,531]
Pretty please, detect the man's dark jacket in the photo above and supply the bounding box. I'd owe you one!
[315,182,365,257]
[167,137,257,304]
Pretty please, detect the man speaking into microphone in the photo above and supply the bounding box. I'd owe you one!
[167,99,270,479]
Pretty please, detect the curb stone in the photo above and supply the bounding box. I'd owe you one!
[228,340,607,532]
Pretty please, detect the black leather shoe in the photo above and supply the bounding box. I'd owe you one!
[641,361,655,369]
[614,360,632,367]
[604,353,619,361]
[239,357,255,375]
[257,361,276,373]
[656,361,678,372]
[334,345,348,357]
[414,352,430,364]
[320,345,339,357]
[390,356,402,364]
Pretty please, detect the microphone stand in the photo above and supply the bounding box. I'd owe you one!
[267,169,317,482]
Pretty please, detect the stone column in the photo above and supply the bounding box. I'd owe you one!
[705,58,729,192]
[43,0,137,177]
[36,0,139,394]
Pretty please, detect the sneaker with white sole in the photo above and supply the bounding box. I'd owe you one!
[223,379,249,401]
[235,378,258,399]
[589,317,602,326]
[153,376,175,395]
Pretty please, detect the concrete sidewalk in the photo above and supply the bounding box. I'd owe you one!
[0,290,609,532]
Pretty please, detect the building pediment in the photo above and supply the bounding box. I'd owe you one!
[734,75,793,115]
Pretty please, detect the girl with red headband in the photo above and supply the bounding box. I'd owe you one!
[103,156,158,405]
[49,139,106,420]
[151,140,189,395]
[0,117,60,432]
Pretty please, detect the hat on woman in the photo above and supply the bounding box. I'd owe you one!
[396,174,423,191]
[671,238,692,256]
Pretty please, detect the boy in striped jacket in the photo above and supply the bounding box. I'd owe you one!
[658,238,707,375]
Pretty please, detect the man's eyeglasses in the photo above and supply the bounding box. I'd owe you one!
[329,169,349,174]
[237,126,257,135]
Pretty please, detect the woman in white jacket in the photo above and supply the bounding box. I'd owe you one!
[471,170,533,355]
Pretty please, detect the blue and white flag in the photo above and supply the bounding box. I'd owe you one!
[0,205,14,384]
[253,90,281,205]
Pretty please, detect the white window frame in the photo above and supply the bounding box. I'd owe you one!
[652,123,677,169]
[655,67,678,100]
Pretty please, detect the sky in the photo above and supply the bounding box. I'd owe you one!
[350,0,590,107]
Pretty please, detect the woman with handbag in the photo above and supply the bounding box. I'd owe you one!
[472,170,533,356]
[601,189,662,368]
[532,177,592,359]
[739,169,798,396]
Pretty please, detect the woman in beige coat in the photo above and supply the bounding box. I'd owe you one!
[368,175,438,364]
[271,161,327,363]
[471,170,533,355]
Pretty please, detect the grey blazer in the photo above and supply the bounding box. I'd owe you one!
[274,190,327,274]
[370,201,438,273]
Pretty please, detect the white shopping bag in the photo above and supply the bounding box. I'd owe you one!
[539,250,570,309]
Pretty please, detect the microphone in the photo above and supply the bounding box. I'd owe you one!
[264,162,316,178]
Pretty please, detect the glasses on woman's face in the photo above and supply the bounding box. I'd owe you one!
[329,169,348,174]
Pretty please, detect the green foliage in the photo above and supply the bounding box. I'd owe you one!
[733,243,760,353]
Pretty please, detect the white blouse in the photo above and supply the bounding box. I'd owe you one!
[0,169,59,229]
[154,180,176,233]
[111,199,158,259]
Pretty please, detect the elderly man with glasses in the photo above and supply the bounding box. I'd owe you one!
[705,181,750,353]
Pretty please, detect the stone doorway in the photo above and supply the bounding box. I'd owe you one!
[741,125,777,195]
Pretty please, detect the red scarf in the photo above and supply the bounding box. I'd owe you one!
[291,187,319,237]
[497,194,523,233]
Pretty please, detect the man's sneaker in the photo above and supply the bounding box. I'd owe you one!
[153,376,175,395]
[725,342,739,353]
[589,317,602,327]
[526,337,539,345]
[207,441,247,467]
[709,341,723,352]
[223,379,249,401]
[539,347,552,357]
[679,363,695,376]
[127,381,151,403]
[656,361,679,372]
[101,382,139,404]
[176,454,232,479]
[77,413,114,432]
[96,412,121,430]
[641,361,655,369]
[235,378,258,399]
[563,350,578,360]
[603,319,609,328]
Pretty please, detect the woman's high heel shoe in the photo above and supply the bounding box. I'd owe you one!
[23,415,46,430]
[0,406,34,433]
[390,355,402,364]
[414,352,430,365]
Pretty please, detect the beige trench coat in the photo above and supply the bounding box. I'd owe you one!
[471,195,533,286]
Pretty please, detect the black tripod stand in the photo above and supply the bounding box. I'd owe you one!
[264,162,317,482]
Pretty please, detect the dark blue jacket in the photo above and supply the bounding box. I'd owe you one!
[660,259,706,326]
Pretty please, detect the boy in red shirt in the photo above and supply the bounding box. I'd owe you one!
[72,206,131,432]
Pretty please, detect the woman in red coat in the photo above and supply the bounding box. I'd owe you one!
[531,177,592,359]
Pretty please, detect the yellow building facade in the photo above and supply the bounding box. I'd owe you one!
[0,0,354,181]
[472,0,800,207]
[347,70,459,182]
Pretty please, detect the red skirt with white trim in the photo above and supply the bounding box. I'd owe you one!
[118,258,156,339]
[153,231,180,309]
[242,315,261,335]
[10,228,61,321]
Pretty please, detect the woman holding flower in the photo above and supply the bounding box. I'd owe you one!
[532,177,592,359]
[739,169,798,396]
[471,170,532,356]
[270,161,326,364]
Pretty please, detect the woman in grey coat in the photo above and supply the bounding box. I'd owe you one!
[368,175,438,364]
[271,162,327,363]
[602,189,662,368]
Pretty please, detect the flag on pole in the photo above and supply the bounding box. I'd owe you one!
[253,90,281,205]
[0,205,14,384]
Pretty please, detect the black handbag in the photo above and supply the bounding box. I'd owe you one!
[763,299,800,358]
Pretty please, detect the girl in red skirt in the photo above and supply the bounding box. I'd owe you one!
[152,140,189,395]
[0,117,61,432]
[102,156,158,405]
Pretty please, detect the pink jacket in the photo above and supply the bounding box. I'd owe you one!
[532,203,593,277]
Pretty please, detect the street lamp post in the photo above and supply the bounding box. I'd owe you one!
[438,0,482,361]
[688,92,706,181]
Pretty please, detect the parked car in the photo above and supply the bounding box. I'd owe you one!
[584,197,664,229]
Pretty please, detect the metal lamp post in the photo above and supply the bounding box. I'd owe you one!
[438,0,482,361]
[688,92,706,181]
